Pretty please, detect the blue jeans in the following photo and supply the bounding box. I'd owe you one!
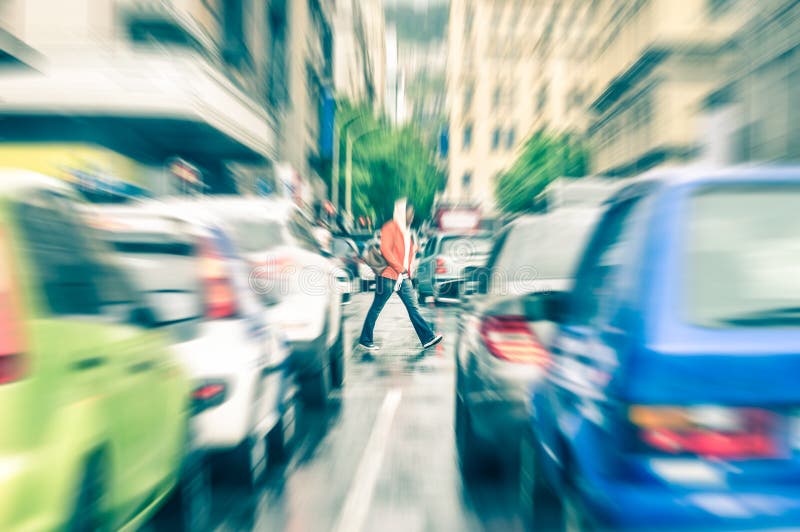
[359,276,435,346]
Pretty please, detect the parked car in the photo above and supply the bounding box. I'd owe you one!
[205,197,347,407]
[341,232,377,291]
[90,198,296,489]
[330,236,359,279]
[417,232,493,304]
[524,167,800,531]
[454,209,600,478]
[0,171,190,531]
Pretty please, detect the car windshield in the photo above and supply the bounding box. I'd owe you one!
[494,212,598,281]
[439,236,492,257]
[685,185,800,328]
[229,219,286,253]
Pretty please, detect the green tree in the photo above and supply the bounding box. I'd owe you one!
[334,101,445,226]
[495,132,589,214]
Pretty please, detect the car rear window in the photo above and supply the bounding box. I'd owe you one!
[493,212,599,280]
[685,185,800,328]
[230,219,286,253]
[439,236,492,257]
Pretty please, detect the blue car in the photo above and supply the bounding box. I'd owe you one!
[522,167,800,531]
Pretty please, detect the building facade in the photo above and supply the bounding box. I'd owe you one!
[333,0,387,111]
[279,0,334,187]
[444,0,541,213]
[0,0,335,198]
[398,38,447,144]
[706,0,800,165]
[585,0,747,176]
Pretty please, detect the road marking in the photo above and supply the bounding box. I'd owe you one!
[333,388,402,532]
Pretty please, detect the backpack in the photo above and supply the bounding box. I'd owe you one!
[363,239,388,273]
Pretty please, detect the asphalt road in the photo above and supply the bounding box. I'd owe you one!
[210,292,525,532]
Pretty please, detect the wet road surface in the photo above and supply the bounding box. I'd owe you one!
[211,293,525,532]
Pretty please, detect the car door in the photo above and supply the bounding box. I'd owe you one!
[287,212,340,344]
[545,191,650,483]
[13,191,158,520]
[52,192,184,514]
[456,227,511,397]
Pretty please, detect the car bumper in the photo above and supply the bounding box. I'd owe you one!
[172,319,279,451]
[578,476,800,531]
[468,389,530,447]
[465,358,544,449]
[0,453,60,532]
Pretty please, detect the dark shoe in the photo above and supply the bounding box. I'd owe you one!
[422,334,444,349]
[358,342,380,352]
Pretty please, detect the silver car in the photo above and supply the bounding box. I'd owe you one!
[454,208,600,477]
[416,232,493,304]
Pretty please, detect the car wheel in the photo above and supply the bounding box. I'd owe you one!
[153,449,211,532]
[268,395,297,465]
[230,434,268,490]
[520,429,563,531]
[418,291,427,305]
[329,321,345,389]
[455,393,484,479]
[300,359,330,408]
[68,456,106,532]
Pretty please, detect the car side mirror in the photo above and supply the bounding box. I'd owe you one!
[524,291,569,323]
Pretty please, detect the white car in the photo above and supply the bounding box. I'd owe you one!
[203,197,347,407]
[89,200,296,488]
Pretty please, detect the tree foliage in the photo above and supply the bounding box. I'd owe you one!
[334,101,445,226]
[495,132,589,214]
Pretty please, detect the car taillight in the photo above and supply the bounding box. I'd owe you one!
[199,237,237,320]
[479,315,549,366]
[435,256,448,274]
[192,381,227,414]
[0,228,25,384]
[628,405,782,459]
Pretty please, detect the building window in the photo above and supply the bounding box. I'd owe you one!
[506,127,516,149]
[493,86,502,110]
[463,124,473,150]
[462,172,472,189]
[491,128,502,151]
[537,84,548,113]
[463,85,474,114]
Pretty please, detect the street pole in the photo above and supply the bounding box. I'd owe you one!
[345,133,353,218]
[335,114,367,215]
[331,131,339,211]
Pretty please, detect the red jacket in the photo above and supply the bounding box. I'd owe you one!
[380,220,416,280]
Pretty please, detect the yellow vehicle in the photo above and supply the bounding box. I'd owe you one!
[0,170,190,531]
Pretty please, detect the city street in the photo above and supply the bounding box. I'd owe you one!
[210,293,524,532]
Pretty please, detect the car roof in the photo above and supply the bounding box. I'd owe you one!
[102,195,293,227]
[189,195,297,221]
[0,168,73,197]
[511,206,602,229]
[630,164,800,188]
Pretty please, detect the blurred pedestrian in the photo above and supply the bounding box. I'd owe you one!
[358,198,444,353]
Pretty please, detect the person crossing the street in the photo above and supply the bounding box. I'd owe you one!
[358,198,444,353]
